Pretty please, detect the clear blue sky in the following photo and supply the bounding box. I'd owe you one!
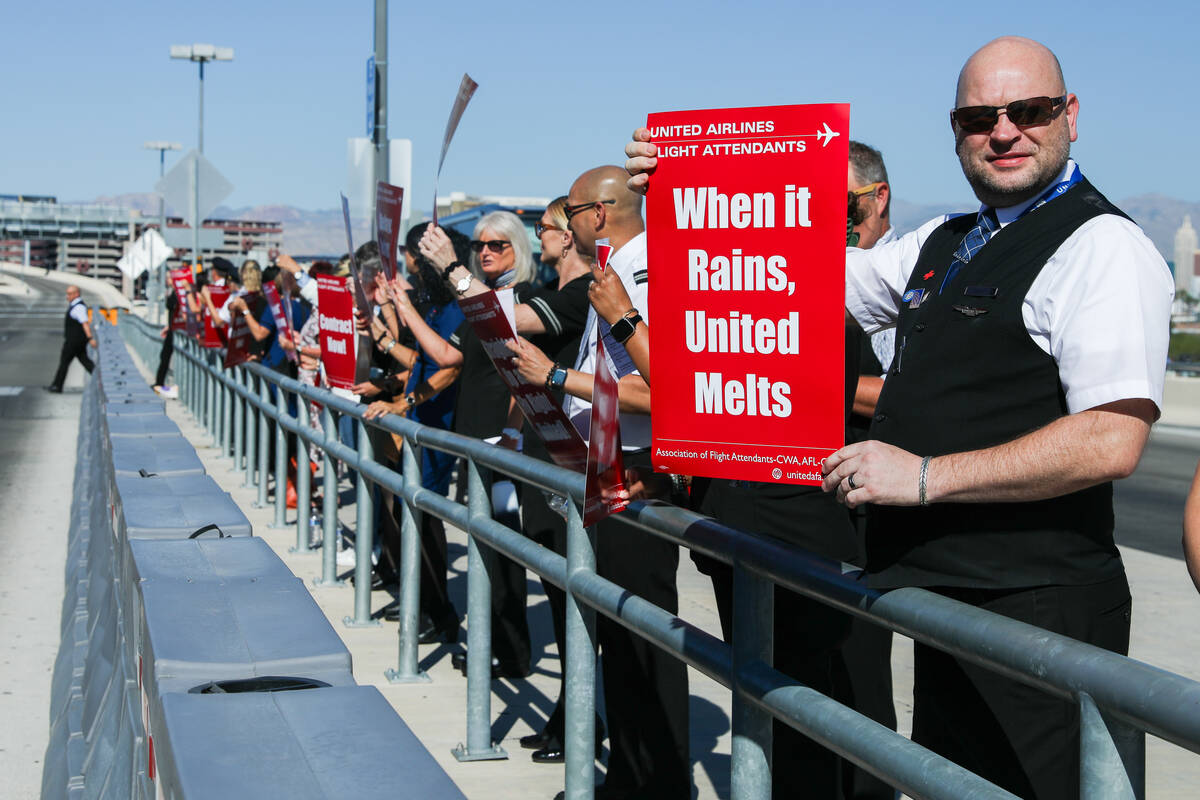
[3,0,1195,213]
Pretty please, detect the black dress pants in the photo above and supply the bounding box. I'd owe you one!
[51,340,93,389]
[696,477,860,800]
[595,450,690,799]
[707,562,852,800]
[154,330,174,386]
[912,573,1132,800]
[519,482,569,739]
[478,465,531,675]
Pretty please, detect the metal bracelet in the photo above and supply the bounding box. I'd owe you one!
[919,455,931,507]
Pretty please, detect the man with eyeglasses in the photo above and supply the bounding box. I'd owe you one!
[507,166,688,800]
[627,36,1172,799]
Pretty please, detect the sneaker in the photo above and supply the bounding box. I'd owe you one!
[155,384,179,399]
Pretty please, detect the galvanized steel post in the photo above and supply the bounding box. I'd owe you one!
[385,437,429,683]
[270,384,288,529]
[291,398,313,554]
[1079,692,1142,800]
[255,376,270,509]
[206,351,217,443]
[563,501,598,800]
[453,459,507,761]
[313,405,343,588]
[344,417,379,627]
[232,366,244,472]
[731,564,774,800]
[222,374,233,458]
[242,370,257,489]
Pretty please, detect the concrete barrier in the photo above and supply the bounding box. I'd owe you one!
[154,687,466,800]
[43,318,466,799]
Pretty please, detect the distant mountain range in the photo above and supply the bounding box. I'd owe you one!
[93,191,1200,265]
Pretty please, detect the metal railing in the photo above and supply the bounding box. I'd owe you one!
[120,313,1200,800]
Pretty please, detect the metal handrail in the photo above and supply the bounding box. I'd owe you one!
[118,312,1200,800]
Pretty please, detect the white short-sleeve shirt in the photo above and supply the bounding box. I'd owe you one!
[68,299,89,325]
[845,162,1174,415]
[563,232,651,449]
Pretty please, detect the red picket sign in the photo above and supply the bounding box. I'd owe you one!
[201,285,230,349]
[457,291,588,473]
[224,291,257,368]
[583,242,628,525]
[376,182,404,280]
[317,275,357,390]
[262,283,298,364]
[645,103,849,486]
[168,268,195,334]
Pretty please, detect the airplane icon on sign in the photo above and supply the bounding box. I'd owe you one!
[815,123,840,147]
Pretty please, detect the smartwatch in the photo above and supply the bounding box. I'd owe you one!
[441,260,465,282]
[610,312,643,344]
[546,363,569,390]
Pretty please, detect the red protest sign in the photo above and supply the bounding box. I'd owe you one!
[458,291,588,473]
[201,286,230,349]
[645,103,849,486]
[262,283,298,363]
[169,268,195,333]
[317,275,357,390]
[376,181,404,280]
[224,292,256,368]
[584,242,628,525]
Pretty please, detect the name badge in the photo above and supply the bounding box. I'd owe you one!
[963,285,999,298]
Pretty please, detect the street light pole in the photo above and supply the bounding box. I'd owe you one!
[143,141,182,324]
[170,44,233,274]
[373,0,389,224]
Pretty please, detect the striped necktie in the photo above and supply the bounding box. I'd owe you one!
[940,208,998,294]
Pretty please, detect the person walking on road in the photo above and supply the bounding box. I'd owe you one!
[46,285,95,393]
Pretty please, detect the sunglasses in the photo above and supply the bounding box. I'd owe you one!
[534,222,562,237]
[563,198,615,220]
[951,95,1067,134]
[470,239,511,253]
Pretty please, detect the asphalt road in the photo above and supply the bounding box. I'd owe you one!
[1115,425,1200,560]
[0,274,92,795]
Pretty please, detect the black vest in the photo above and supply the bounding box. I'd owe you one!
[64,299,88,346]
[866,179,1129,590]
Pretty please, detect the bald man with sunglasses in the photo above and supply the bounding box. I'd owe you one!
[628,36,1172,799]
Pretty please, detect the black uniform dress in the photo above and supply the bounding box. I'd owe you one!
[514,274,593,742]
[691,325,861,800]
[835,335,898,800]
[50,298,93,389]
[155,292,179,387]
[449,280,536,674]
[867,179,1133,800]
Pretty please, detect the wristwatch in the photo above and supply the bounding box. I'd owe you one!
[404,392,418,408]
[454,274,473,296]
[441,260,465,282]
[610,312,643,344]
[546,363,568,390]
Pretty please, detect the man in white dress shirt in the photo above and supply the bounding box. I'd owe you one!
[510,166,689,800]
[47,285,95,393]
[625,34,1173,800]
